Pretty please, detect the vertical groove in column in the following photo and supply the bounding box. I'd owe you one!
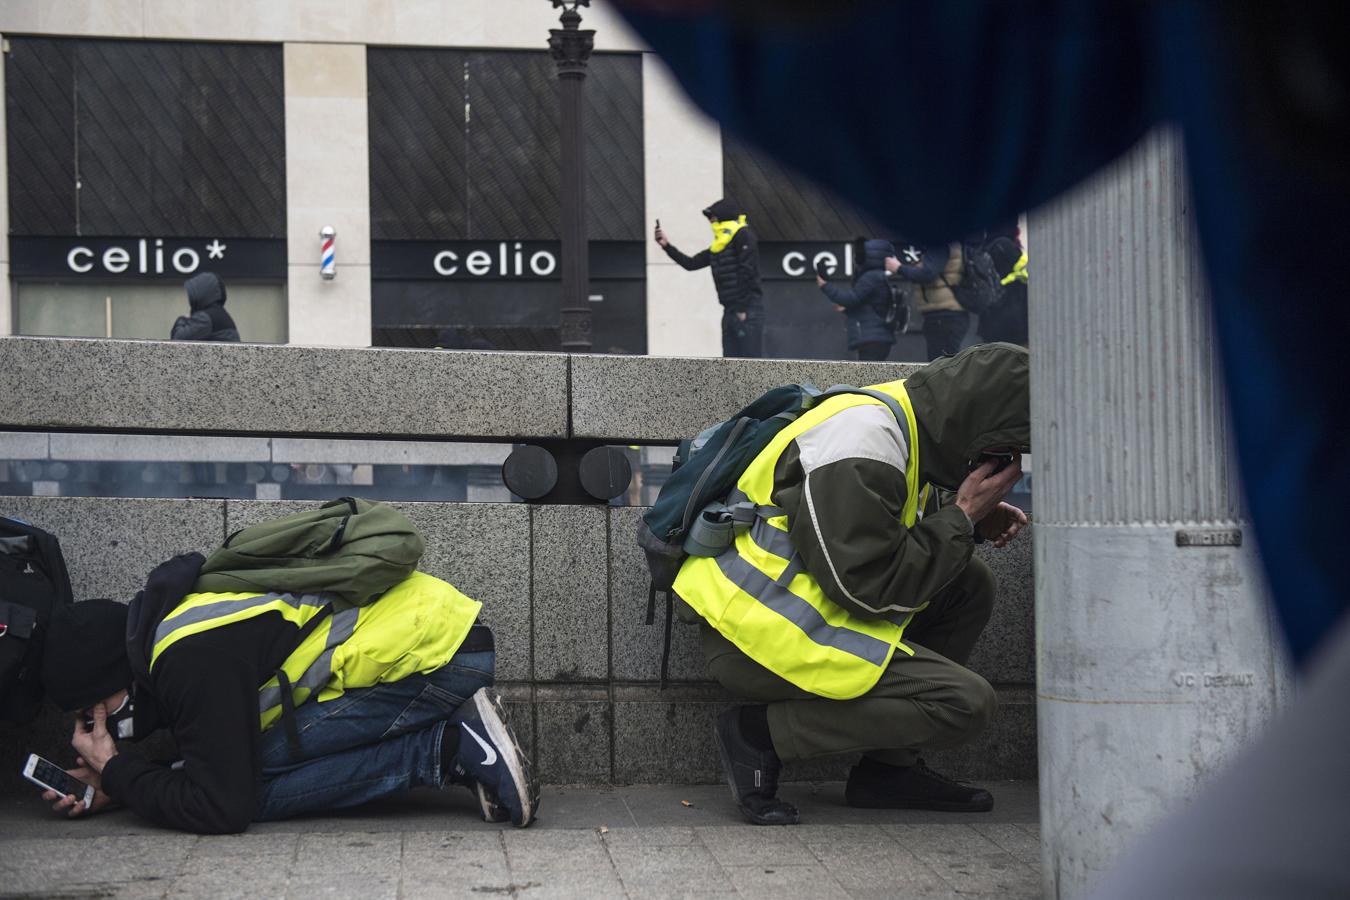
[1031,129,1240,527]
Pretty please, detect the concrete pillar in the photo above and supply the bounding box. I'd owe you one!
[0,33,10,336]
[1031,129,1291,897]
[642,53,723,357]
[283,43,370,346]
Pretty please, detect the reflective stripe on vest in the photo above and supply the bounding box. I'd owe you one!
[674,380,927,700]
[149,572,482,731]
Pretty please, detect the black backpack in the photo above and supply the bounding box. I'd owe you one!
[882,277,911,333]
[0,516,75,724]
[944,243,1001,314]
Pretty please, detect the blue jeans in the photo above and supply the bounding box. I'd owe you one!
[254,649,494,821]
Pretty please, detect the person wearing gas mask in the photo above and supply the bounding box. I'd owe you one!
[673,343,1030,825]
[35,561,537,834]
[654,198,765,358]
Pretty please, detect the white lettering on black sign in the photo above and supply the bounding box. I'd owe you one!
[431,242,558,278]
[63,238,221,276]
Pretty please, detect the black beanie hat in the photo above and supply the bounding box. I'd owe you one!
[41,599,132,712]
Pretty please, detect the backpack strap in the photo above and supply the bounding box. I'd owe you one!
[814,385,907,426]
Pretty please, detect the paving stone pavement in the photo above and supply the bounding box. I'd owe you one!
[0,782,1041,899]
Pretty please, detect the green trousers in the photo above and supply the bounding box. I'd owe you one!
[702,556,998,767]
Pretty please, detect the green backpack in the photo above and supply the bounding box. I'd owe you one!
[195,498,424,606]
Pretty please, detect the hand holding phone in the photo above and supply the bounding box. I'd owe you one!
[654,219,668,247]
[814,259,831,280]
[23,753,96,809]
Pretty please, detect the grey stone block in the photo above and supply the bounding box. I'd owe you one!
[224,500,532,682]
[967,528,1035,685]
[0,431,49,459]
[48,433,271,462]
[610,507,708,683]
[604,840,733,897]
[611,686,734,784]
[0,496,225,601]
[291,832,403,876]
[535,686,611,784]
[532,505,607,682]
[694,825,813,867]
[501,693,537,769]
[723,863,851,900]
[803,840,957,898]
[501,829,627,897]
[571,354,922,442]
[0,337,568,439]
[884,823,1040,897]
[271,438,511,466]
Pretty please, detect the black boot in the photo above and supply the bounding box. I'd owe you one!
[713,708,800,826]
[845,757,994,812]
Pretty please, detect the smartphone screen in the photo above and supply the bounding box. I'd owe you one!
[25,755,92,799]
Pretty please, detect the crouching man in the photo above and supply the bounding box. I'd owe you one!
[676,343,1030,824]
[38,555,537,833]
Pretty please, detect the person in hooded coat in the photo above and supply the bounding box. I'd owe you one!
[654,198,765,358]
[171,272,240,342]
[673,343,1030,825]
[816,238,899,360]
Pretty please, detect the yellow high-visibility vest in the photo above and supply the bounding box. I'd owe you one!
[674,380,926,700]
[150,571,481,731]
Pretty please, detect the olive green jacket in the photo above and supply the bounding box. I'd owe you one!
[772,343,1030,619]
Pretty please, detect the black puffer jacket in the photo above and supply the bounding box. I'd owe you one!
[662,198,763,312]
[171,273,240,342]
[821,239,897,349]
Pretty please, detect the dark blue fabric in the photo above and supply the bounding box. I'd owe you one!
[821,239,896,349]
[254,649,494,821]
[615,1,1350,665]
[898,243,953,285]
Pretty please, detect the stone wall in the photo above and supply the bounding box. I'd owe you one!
[0,496,1035,792]
[1,338,1035,791]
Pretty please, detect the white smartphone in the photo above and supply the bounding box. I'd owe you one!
[22,753,96,807]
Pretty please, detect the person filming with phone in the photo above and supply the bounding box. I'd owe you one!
[675,343,1030,825]
[653,198,765,358]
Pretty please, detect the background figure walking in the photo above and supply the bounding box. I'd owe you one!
[654,199,764,358]
[171,272,240,343]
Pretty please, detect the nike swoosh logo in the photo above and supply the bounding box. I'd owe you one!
[462,723,497,767]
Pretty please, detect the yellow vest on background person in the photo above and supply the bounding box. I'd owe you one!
[149,571,481,731]
[674,380,927,700]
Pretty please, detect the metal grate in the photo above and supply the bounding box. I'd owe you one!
[6,37,286,238]
[369,48,644,242]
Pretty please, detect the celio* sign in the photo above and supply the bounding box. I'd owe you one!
[373,241,644,282]
[9,236,287,280]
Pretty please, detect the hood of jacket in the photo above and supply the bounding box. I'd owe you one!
[885,342,1031,490]
[702,197,744,221]
[185,272,227,311]
[859,239,897,274]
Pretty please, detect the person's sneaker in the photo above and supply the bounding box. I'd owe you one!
[845,757,994,812]
[447,688,539,827]
[713,707,800,826]
[443,768,511,823]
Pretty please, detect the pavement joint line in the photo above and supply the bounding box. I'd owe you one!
[596,823,631,898]
[617,792,640,829]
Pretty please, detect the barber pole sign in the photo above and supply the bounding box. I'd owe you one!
[320,226,337,279]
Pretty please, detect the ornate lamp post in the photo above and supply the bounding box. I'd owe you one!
[548,0,595,352]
